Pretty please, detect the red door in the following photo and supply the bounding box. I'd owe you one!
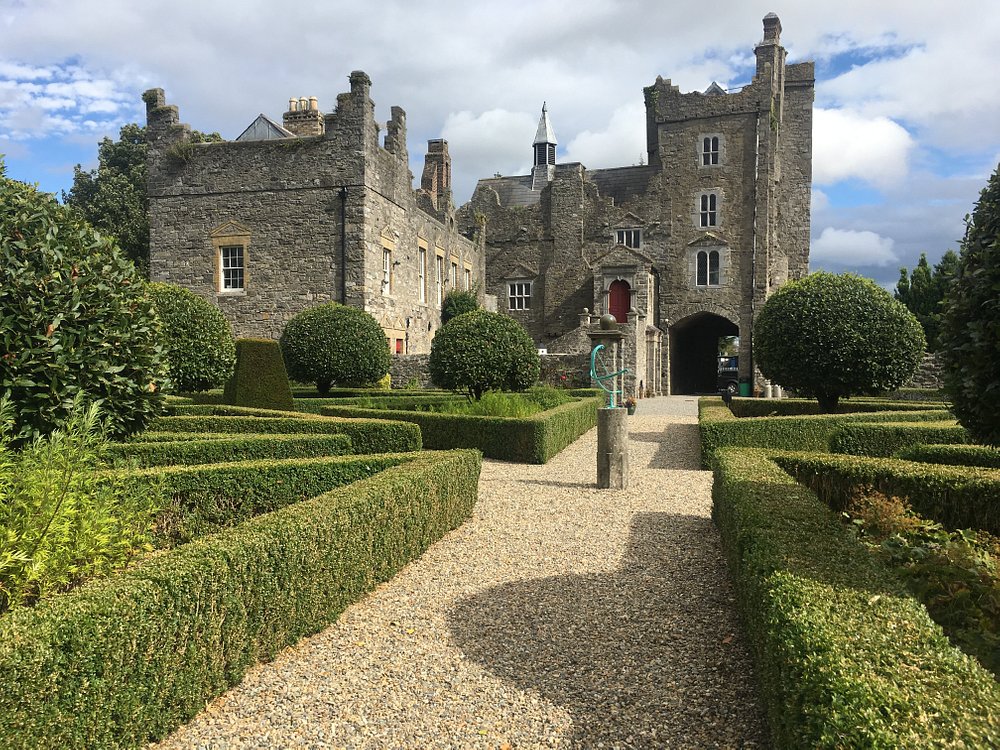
[608,280,631,323]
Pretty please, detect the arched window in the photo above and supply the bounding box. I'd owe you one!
[696,250,722,287]
[709,250,720,285]
[608,279,631,322]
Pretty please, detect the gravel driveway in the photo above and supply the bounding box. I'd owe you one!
[150,396,767,749]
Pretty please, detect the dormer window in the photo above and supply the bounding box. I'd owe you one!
[616,229,641,249]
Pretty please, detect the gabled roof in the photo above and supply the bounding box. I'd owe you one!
[533,102,557,145]
[503,262,539,279]
[703,82,727,96]
[235,114,295,142]
[614,211,647,228]
[594,243,654,267]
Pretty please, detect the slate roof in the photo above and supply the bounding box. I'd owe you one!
[533,103,557,145]
[476,175,539,207]
[589,166,657,206]
[235,114,295,142]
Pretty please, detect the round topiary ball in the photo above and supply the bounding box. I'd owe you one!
[147,282,236,393]
[279,303,390,394]
[429,309,540,400]
[0,166,168,442]
[755,271,925,412]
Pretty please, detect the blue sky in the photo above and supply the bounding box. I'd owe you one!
[2,0,998,289]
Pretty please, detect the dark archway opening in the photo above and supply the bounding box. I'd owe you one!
[670,312,739,394]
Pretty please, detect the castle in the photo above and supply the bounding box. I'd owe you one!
[147,13,813,395]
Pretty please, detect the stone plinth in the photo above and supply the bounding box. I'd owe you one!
[597,407,629,489]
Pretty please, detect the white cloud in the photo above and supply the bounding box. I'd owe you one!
[440,108,538,201]
[562,101,646,169]
[811,226,897,266]
[811,189,830,213]
[813,107,914,187]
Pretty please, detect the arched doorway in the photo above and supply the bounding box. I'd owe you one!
[669,312,738,394]
[608,280,631,323]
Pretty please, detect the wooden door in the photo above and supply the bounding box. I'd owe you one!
[608,280,631,323]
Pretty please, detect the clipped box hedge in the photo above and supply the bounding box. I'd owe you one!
[291,394,463,415]
[699,397,953,468]
[830,420,969,457]
[713,447,1000,747]
[0,449,481,750]
[770,450,1000,535]
[110,433,354,467]
[728,397,947,418]
[319,396,600,463]
[151,406,421,455]
[897,443,1000,469]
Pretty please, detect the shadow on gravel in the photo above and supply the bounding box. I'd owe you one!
[629,424,703,470]
[448,512,769,749]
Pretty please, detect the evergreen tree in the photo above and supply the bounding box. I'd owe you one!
[895,250,960,351]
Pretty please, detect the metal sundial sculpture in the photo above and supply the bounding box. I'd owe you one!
[590,343,627,409]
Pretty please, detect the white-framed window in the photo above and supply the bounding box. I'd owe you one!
[699,192,719,228]
[615,228,641,249]
[508,280,531,311]
[450,261,458,289]
[701,135,720,166]
[220,245,245,292]
[382,248,392,294]
[696,249,721,286]
[435,254,444,305]
[464,267,472,291]
[418,246,427,303]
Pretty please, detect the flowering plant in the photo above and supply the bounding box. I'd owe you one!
[623,396,637,409]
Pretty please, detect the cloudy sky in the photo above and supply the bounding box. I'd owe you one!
[2,0,998,288]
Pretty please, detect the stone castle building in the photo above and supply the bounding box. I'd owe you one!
[146,13,812,394]
[458,13,813,395]
[145,71,484,356]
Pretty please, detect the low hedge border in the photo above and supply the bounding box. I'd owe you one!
[897,443,1000,469]
[0,449,481,749]
[110,433,354,467]
[151,407,422,455]
[291,394,464,415]
[769,450,1000,535]
[699,397,953,468]
[728,397,947,418]
[713,446,1000,747]
[319,396,601,463]
[830,421,969,457]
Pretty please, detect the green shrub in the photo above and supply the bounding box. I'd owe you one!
[440,288,479,324]
[897,444,1000,469]
[728,397,945,418]
[149,407,422,455]
[110,433,354,467]
[223,338,294,410]
[279,303,390,394]
[320,396,599,463]
[712,447,1000,746]
[754,272,925,411]
[0,399,161,614]
[429,309,540,399]
[830,421,969,457]
[939,163,1000,446]
[0,166,167,442]
[0,450,480,749]
[147,282,235,393]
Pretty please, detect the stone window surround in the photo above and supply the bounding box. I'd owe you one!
[615,227,641,249]
[434,248,445,307]
[380,234,396,296]
[599,268,640,315]
[210,224,250,295]
[693,247,726,287]
[449,256,460,290]
[463,263,472,291]
[417,241,428,304]
[699,133,723,167]
[508,279,532,311]
[696,190,721,228]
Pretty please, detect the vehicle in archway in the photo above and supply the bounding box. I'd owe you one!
[717,356,739,395]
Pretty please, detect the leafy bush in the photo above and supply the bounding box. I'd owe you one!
[939,163,1000,446]
[440,288,479,324]
[0,166,168,442]
[429,309,540,399]
[279,303,390,394]
[0,399,161,615]
[754,272,925,412]
[223,338,294,411]
[147,282,235,392]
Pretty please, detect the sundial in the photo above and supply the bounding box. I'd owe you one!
[590,343,627,408]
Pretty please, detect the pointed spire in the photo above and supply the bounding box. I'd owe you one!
[533,101,557,146]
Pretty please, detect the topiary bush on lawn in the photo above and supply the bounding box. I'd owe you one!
[0,164,167,442]
[755,271,925,412]
[279,303,390,394]
[429,309,540,400]
[223,338,294,410]
[939,162,1000,446]
[441,288,480,325]
[147,282,235,393]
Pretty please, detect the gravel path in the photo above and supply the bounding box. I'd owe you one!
[150,396,768,749]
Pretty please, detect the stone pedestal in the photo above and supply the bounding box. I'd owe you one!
[597,407,629,489]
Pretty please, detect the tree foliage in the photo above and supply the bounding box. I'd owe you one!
[939,163,1000,446]
[147,282,236,393]
[0,164,168,442]
[755,272,925,412]
[63,124,221,274]
[895,250,960,351]
[429,310,540,400]
[441,288,480,325]
[279,303,390,394]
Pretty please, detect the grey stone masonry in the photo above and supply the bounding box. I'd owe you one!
[146,72,485,355]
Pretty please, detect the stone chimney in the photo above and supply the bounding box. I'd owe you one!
[421,139,452,210]
[283,95,324,136]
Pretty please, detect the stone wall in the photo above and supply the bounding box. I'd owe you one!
[389,354,433,389]
[905,352,944,390]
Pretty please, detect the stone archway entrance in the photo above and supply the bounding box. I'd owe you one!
[669,312,738,394]
[608,280,631,323]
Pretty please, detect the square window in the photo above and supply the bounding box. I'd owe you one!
[508,281,531,310]
[615,229,641,248]
[220,245,244,291]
